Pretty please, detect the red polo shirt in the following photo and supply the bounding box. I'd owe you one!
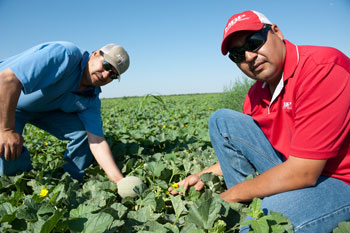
[243,40,350,185]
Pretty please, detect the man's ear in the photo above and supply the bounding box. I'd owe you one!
[271,24,284,40]
[92,49,102,57]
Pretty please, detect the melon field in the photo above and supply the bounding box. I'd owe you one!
[0,90,349,233]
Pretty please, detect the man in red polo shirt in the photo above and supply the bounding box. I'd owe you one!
[170,10,350,232]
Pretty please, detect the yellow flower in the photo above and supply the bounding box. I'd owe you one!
[40,188,48,197]
[162,125,166,128]
[44,142,48,146]
[171,183,179,188]
[184,124,188,127]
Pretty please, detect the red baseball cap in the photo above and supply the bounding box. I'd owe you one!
[221,10,272,55]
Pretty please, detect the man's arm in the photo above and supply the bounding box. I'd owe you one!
[220,156,327,203]
[0,68,24,160]
[86,131,124,185]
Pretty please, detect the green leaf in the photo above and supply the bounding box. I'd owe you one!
[247,198,264,219]
[147,161,166,177]
[163,222,180,233]
[267,211,293,233]
[333,221,350,233]
[187,190,222,229]
[37,203,55,216]
[82,212,114,233]
[249,218,269,233]
[16,197,39,221]
[209,219,226,233]
[0,202,16,223]
[170,195,186,219]
[104,203,128,219]
[127,206,161,223]
[144,220,168,233]
[70,204,100,218]
[180,223,205,233]
[69,212,114,233]
[39,209,66,233]
[136,192,157,210]
[199,173,224,193]
[187,186,201,201]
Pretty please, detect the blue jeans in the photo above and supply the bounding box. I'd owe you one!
[0,109,93,181]
[209,109,350,233]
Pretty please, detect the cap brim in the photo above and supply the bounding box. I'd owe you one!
[221,23,264,55]
[103,54,121,81]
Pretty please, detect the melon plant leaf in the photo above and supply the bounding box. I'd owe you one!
[0,202,16,223]
[267,211,294,233]
[208,219,226,233]
[16,197,39,221]
[246,198,264,219]
[136,192,157,210]
[69,212,114,233]
[38,209,66,233]
[187,190,222,229]
[163,222,180,233]
[170,195,186,219]
[104,203,128,219]
[187,186,200,201]
[0,176,13,189]
[248,218,269,233]
[200,173,224,193]
[144,220,168,233]
[70,204,100,218]
[81,212,114,233]
[333,221,350,233]
[127,206,161,223]
[31,219,46,233]
[147,161,166,177]
[178,222,201,233]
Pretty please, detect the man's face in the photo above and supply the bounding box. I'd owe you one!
[227,25,286,88]
[84,50,117,87]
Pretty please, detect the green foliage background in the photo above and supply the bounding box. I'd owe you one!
[1,79,348,232]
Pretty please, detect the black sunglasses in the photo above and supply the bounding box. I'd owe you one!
[102,61,120,80]
[228,24,271,63]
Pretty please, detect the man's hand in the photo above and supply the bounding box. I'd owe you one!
[169,173,205,195]
[0,129,23,160]
[169,162,223,195]
[0,68,23,160]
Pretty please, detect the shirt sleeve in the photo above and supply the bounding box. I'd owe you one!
[9,43,76,94]
[77,97,104,137]
[290,62,350,159]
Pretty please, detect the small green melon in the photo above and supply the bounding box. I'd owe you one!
[117,176,143,198]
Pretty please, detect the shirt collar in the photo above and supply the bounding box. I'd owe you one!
[282,39,299,82]
[261,40,299,107]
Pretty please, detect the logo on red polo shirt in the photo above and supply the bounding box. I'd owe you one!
[283,102,292,110]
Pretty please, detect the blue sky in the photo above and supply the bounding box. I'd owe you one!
[1,0,349,98]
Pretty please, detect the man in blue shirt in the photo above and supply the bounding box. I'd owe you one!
[0,41,129,186]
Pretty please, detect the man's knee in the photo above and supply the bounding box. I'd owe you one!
[0,147,32,176]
